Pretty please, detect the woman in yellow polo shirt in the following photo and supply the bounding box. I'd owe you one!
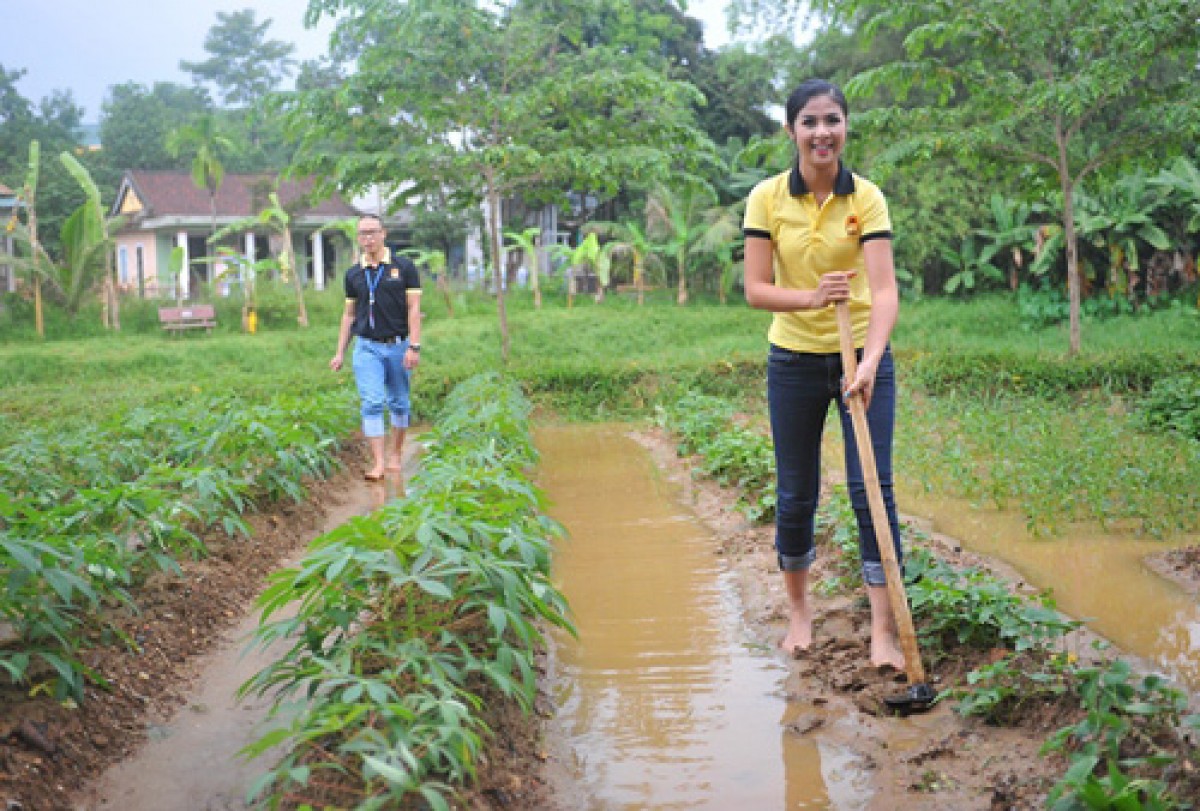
[743,79,904,670]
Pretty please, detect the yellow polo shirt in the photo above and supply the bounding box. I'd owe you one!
[743,163,892,353]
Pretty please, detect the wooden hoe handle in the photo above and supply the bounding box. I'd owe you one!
[835,301,927,685]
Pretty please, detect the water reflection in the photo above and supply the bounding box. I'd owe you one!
[537,425,850,810]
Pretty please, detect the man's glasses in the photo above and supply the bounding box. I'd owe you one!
[358,229,382,237]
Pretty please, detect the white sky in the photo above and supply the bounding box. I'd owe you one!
[4,0,737,122]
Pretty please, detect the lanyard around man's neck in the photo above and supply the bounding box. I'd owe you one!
[365,260,387,329]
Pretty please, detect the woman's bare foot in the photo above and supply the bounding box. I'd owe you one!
[870,634,905,671]
[780,603,814,655]
[364,466,385,482]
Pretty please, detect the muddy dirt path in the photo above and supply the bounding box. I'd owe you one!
[67,458,411,811]
[16,422,1193,811]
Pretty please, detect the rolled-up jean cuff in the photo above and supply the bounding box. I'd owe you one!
[862,561,895,587]
[391,413,410,429]
[362,416,386,438]
[778,548,817,572]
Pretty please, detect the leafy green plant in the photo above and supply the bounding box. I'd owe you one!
[1136,375,1200,441]
[656,392,775,521]
[1043,655,1196,810]
[0,388,355,699]
[240,373,572,809]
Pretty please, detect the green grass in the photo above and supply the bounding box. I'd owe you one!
[3,286,1199,536]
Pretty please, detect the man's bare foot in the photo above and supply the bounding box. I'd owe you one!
[780,605,814,655]
[870,635,905,671]
[364,467,385,482]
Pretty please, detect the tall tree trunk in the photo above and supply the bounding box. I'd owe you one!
[283,227,308,328]
[635,252,644,306]
[530,246,542,309]
[28,202,44,338]
[485,183,510,361]
[34,279,43,337]
[1057,127,1081,356]
[105,249,120,330]
[438,272,454,317]
[676,255,688,305]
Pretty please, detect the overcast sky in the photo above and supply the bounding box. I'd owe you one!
[5,0,736,122]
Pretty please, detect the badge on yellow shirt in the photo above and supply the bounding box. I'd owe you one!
[845,214,860,237]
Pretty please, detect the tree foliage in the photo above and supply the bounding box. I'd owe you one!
[817,0,1200,352]
[291,0,717,357]
[180,10,297,109]
[99,82,212,171]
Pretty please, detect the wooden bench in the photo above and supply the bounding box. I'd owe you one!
[159,305,216,335]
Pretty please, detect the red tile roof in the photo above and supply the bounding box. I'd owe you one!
[0,183,14,195]
[121,171,359,220]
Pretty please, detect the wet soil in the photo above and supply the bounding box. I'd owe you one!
[619,427,1200,810]
[7,428,1197,810]
[2,444,545,811]
[1145,544,1200,595]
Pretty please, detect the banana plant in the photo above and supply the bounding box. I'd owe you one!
[503,226,544,309]
[59,152,126,326]
[401,247,453,316]
[566,231,600,309]
[8,141,52,337]
[693,200,743,305]
[1075,178,1171,299]
[587,220,663,306]
[976,194,1038,292]
[940,235,1004,295]
[212,191,308,328]
[645,179,719,305]
[1150,157,1200,287]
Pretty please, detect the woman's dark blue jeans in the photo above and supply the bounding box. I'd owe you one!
[766,344,902,586]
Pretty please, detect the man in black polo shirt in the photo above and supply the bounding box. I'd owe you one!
[330,214,422,481]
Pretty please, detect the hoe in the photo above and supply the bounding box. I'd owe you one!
[836,301,936,715]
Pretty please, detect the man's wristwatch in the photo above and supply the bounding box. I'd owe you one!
[409,343,421,352]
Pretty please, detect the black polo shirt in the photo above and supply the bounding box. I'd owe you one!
[344,249,422,341]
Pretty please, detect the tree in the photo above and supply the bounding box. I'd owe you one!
[180,10,297,109]
[167,114,234,241]
[402,247,453,316]
[99,82,211,171]
[504,227,546,309]
[0,65,87,259]
[976,194,1038,292]
[822,0,1200,354]
[645,180,720,305]
[288,0,715,360]
[211,189,310,328]
[58,153,125,324]
[588,219,662,305]
[8,141,52,336]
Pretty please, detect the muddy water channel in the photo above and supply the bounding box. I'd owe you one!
[536,425,870,810]
[901,488,1200,689]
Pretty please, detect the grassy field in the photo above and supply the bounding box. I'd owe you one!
[3,283,1199,535]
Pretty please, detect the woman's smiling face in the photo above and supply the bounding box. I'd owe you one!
[786,93,847,170]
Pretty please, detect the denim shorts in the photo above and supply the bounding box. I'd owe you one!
[352,336,412,437]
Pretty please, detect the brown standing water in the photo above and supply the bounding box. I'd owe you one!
[900,488,1200,689]
[536,425,872,810]
[77,472,409,810]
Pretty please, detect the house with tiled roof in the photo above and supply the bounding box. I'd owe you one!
[1,182,20,294]
[110,170,364,300]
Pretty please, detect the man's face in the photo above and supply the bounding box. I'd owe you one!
[357,219,385,248]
